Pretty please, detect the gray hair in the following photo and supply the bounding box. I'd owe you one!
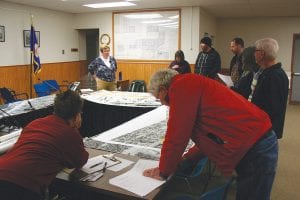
[148,69,179,97]
[255,38,279,61]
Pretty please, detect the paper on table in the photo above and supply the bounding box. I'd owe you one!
[217,73,234,87]
[108,157,134,172]
[81,155,120,174]
[80,88,94,94]
[109,159,165,197]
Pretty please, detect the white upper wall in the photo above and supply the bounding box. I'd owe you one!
[0,2,214,66]
[217,17,300,72]
[181,7,200,63]
[5,0,299,72]
[200,9,217,47]
[0,1,79,66]
[74,7,201,63]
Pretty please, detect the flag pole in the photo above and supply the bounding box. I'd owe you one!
[29,14,34,98]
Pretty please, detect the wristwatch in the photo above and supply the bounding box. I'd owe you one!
[100,33,111,45]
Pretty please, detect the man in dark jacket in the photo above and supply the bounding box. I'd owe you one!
[250,38,289,139]
[230,37,244,85]
[195,37,221,79]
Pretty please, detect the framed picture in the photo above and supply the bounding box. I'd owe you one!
[23,30,40,47]
[0,25,5,42]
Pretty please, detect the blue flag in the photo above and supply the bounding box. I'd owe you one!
[30,25,41,74]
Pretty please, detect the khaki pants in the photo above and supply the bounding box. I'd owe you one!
[96,78,116,91]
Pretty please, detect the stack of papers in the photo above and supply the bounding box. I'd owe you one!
[109,159,165,197]
[79,154,134,182]
[217,73,234,87]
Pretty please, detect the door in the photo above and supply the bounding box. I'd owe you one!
[86,29,99,64]
[290,34,300,103]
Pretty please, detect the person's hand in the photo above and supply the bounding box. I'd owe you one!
[143,167,164,181]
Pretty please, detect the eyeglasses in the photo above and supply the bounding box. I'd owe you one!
[255,49,264,52]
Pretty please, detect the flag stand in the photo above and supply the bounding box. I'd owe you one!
[29,14,41,98]
[29,14,33,98]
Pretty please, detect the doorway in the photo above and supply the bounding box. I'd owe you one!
[290,34,300,103]
[86,29,99,64]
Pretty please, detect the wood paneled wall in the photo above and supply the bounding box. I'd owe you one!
[0,60,88,98]
[116,60,195,86]
[1,59,229,99]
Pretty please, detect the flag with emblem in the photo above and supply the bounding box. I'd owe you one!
[30,25,41,74]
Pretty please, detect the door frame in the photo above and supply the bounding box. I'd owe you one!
[290,33,300,104]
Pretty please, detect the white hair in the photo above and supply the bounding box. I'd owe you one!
[255,38,279,61]
[148,69,178,97]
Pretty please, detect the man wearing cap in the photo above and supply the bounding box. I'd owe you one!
[195,36,221,79]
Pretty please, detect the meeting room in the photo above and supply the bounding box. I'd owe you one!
[0,0,299,200]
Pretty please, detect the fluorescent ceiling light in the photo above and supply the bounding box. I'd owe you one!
[142,20,172,24]
[169,15,179,19]
[83,2,136,8]
[124,13,162,19]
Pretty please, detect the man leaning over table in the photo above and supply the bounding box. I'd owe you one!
[0,90,88,200]
[143,69,278,200]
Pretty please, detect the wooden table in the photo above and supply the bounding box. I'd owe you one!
[53,148,165,200]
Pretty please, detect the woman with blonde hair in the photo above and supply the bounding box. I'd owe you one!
[88,45,117,91]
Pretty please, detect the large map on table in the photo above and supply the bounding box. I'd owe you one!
[84,120,194,160]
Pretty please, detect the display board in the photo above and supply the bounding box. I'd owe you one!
[113,9,180,60]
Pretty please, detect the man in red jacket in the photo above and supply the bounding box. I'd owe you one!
[143,69,278,200]
[0,90,89,200]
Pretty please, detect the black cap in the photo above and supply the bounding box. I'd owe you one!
[200,37,212,47]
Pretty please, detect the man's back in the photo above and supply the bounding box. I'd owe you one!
[0,115,88,195]
[160,73,272,176]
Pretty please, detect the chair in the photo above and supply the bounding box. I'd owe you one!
[174,177,234,200]
[0,87,29,104]
[128,80,147,92]
[42,80,69,93]
[34,83,51,97]
[175,157,209,192]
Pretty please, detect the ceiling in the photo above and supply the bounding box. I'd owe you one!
[3,0,300,18]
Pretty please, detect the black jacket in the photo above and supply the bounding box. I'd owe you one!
[194,48,221,79]
[251,63,289,139]
[231,71,253,99]
[230,54,243,82]
[169,60,191,74]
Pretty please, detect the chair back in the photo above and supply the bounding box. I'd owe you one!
[0,87,16,103]
[43,80,60,92]
[190,157,209,178]
[128,80,147,92]
[176,157,208,178]
[34,83,51,97]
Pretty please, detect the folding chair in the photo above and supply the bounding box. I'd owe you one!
[0,87,29,104]
[43,80,69,93]
[128,80,147,92]
[34,83,51,97]
[175,157,209,192]
[174,177,234,200]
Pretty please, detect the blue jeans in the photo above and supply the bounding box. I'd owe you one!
[235,130,278,200]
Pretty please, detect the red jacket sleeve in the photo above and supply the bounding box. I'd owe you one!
[60,128,89,169]
[159,78,202,176]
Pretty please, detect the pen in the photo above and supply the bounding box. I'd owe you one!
[102,162,107,173]
[89,161,103,169]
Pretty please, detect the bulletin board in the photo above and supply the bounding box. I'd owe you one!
[113,9,180,60]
